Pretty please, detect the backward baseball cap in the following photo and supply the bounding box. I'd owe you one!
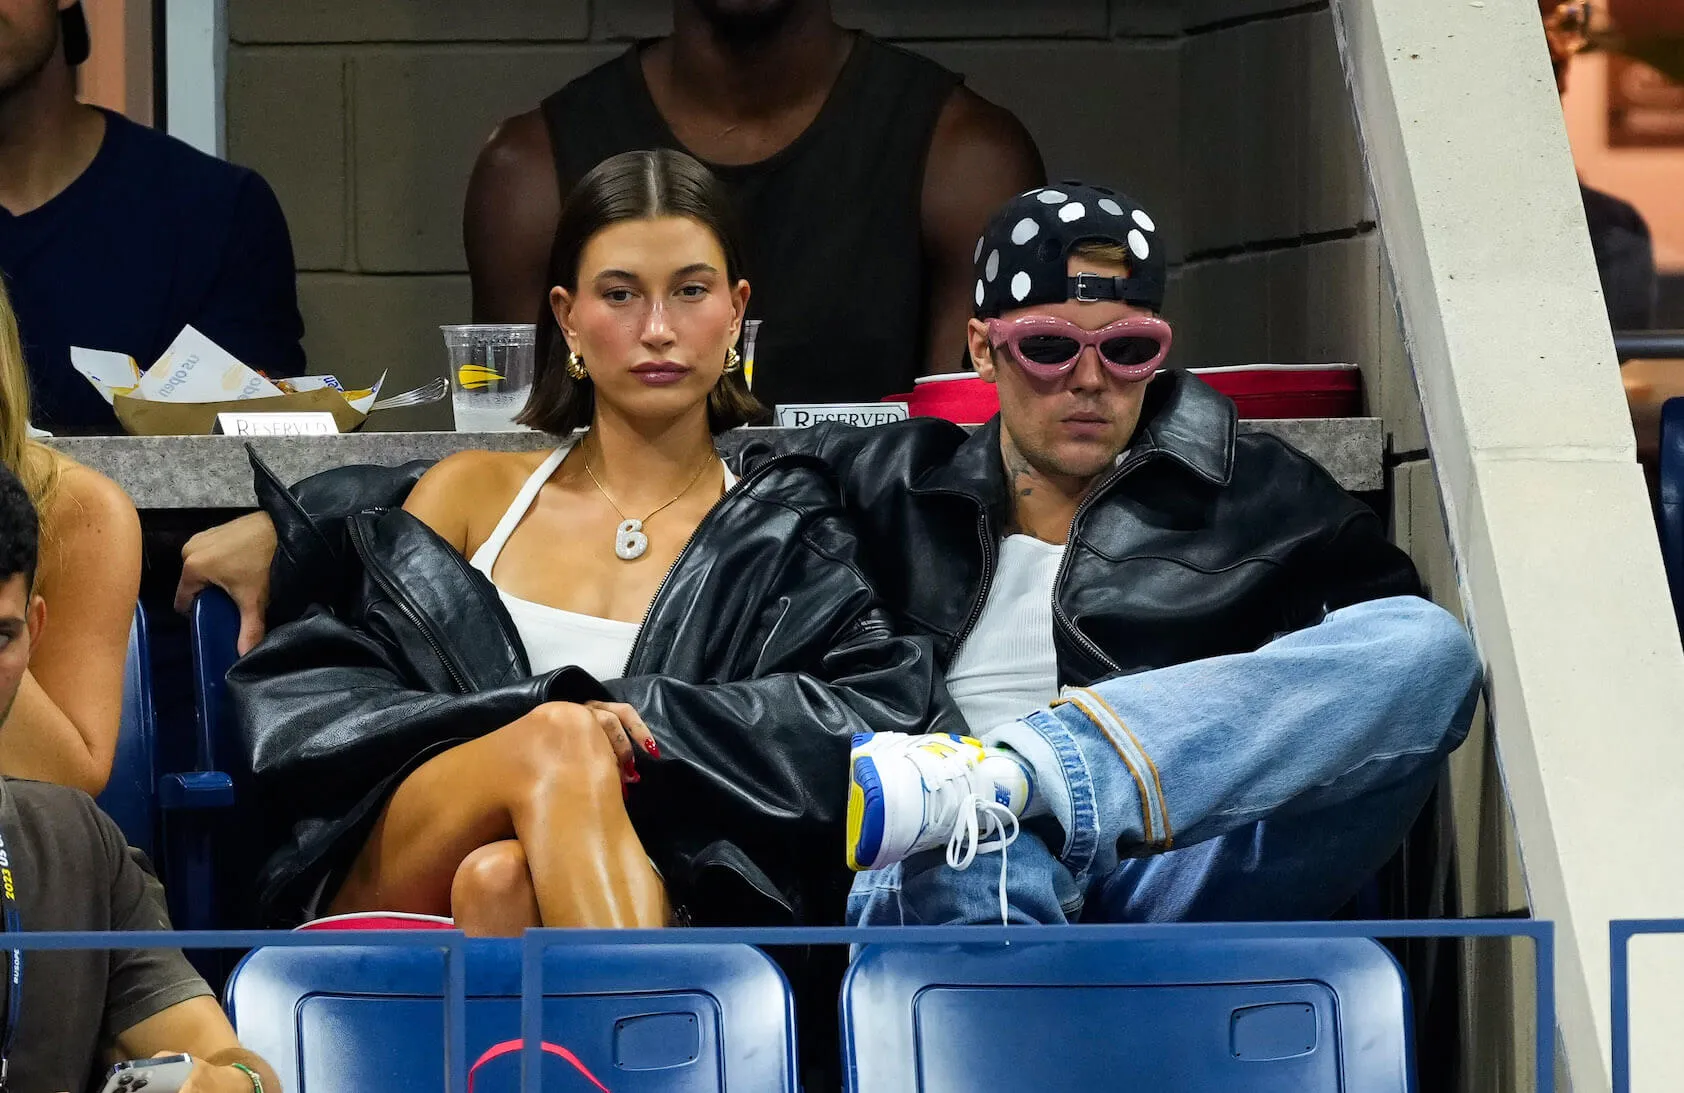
[63,2,90,67]
[971,181,1167,319]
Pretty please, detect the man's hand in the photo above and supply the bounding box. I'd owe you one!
[175,512,279,655]
[169,1056,262,1093]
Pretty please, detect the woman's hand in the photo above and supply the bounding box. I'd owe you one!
[175,512,279,655]
[583,700,659,781]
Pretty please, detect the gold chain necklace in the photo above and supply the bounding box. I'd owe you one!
[582,443,716,561]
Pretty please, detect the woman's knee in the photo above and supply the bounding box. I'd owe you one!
[500,702,621,785]
[451,841,536,919]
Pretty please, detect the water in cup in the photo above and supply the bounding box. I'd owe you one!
[440,324,536,432]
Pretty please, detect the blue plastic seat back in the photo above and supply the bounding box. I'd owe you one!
[168,587,253,935]
[190,586,245,780]
[842,938,1414,1093]
[97,605,157,860]
[226,940,799,1092]
[1658,396,1684,635]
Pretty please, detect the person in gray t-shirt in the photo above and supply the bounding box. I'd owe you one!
[0,460,278,1093]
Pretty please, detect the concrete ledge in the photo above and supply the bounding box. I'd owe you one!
[46,418,1384,510]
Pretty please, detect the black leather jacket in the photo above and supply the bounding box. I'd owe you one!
[227,449,959,927]
[746,370,1423,680]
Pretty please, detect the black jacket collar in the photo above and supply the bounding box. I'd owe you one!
[916,370,1238,507]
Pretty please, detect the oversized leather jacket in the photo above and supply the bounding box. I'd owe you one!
[747,370,1424,680]
[227,448,960,927]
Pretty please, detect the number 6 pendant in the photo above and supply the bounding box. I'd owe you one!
[615,518,649,560]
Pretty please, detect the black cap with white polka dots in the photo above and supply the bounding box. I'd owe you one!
[972,181,1166,319]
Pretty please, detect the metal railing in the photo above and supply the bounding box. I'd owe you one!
[12,920,1557,1093]
[1607,918,1684,1092]
[1614,331,1684,361]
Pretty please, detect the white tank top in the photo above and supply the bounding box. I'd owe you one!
[944,535,1065,733]
[467,440,735,680]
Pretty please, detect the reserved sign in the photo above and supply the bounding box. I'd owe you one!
[776,403,909,428]
[214,411,340,437]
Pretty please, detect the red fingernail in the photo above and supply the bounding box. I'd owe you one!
[628,770,641,784]
[644,738,661,758]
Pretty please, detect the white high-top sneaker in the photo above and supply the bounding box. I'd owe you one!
[846,731,1032,872]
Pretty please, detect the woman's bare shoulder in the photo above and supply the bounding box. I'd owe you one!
[406,447,560,548]
[44,457,141,543]
[37,456,142,588]
[411,447,551,503]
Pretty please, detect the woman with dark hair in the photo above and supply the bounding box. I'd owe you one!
[229,149,957,933]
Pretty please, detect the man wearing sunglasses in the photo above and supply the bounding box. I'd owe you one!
[838,182,1482,925]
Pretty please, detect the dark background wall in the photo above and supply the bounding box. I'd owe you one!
[225,0,1417,447]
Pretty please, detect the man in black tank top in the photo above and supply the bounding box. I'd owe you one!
[463,0,1044,412]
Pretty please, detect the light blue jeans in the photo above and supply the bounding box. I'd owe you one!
[847,596,1482,925]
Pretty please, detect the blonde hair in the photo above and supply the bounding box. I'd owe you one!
[1070,240,1134,273]
[0,279,63,513]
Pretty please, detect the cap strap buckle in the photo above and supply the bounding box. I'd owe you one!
[1071,274,1118,303]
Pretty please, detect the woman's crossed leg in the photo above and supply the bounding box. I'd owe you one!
[327,700,670,931]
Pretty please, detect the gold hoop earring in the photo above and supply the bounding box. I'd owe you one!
[723,347,742,374]
[566,351,588,380]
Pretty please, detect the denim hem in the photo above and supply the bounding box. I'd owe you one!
[1063,687,1173,850]
[1019,706,1102,880]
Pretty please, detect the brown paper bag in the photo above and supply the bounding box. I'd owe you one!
[113,388,370,435]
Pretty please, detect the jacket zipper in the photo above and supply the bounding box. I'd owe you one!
[349,517,473,694]
[949,504,998,656]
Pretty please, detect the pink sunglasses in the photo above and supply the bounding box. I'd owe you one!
[987,316,1173,382]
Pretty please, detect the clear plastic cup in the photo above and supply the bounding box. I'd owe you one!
[440,324,536,432]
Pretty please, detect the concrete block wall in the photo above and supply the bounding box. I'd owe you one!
[225,0,1413,431]
[225,0,1184,430]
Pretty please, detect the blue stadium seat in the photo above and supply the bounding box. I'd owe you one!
[98,600,237,943]
[157,588,242,927]
[841,937,1413,1093]
[96,605,159,859]
[186,586,243,783]
[226,940,800,1092]
[1657,396,1684,635]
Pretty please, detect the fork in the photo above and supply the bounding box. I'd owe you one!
[369,377,449,412]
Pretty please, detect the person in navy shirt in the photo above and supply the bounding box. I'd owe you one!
[0,1,305,434]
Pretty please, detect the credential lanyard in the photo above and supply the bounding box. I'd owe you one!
[0,821,20,1093]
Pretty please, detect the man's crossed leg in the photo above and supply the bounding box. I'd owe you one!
[847,595,1482,925]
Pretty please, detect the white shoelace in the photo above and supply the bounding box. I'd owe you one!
[944,793,1022,926]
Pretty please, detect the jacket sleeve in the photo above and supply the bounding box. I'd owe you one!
[1281,496,1424,635]
[604,606,961,843]
[248,448,433,627]
[229,606,608,815]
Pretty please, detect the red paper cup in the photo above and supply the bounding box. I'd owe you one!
[898,372,1000,424]
[1188,365,1362,419]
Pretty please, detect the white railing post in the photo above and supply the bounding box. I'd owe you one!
[163,0,225,157]
[1331,1,1684,1089]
